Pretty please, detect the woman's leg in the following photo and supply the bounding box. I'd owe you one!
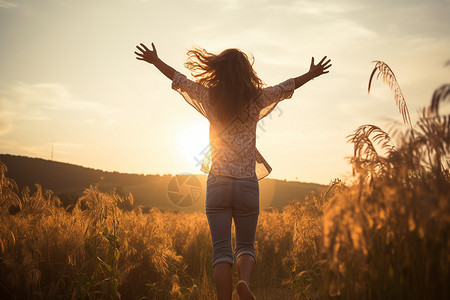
[206,209,233,300]
[233,176,259,297]
[214,262,233,300]
[205,174,234,300]
[236,254,255,284]
[234,212,258,287]
[234,210,258,300]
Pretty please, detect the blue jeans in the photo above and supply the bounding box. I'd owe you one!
[205,173,259,268]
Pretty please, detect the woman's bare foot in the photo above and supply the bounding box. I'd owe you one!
[236,280,255,300]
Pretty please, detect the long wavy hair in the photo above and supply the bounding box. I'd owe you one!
[184,47,265,124]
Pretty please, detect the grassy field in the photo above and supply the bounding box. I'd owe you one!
[0,65,448,299]
[0,169,328,299]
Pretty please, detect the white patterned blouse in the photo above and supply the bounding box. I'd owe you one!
[172,70,295,180]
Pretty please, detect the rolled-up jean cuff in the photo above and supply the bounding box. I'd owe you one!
[236,250,256,264]
[212,257,233,268]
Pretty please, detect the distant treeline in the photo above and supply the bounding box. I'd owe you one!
[0,154,324,212]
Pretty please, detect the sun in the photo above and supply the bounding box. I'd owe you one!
[175,120,210,168]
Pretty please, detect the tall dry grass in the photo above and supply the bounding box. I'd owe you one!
[322,63,449,299]
[0,161,328,299]
[0,171,197,299]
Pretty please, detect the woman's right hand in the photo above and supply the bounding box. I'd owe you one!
[309,56,332,78]
[135,42,159,64]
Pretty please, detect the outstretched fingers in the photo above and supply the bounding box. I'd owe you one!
[318,56,327,65]
[323,59,332,69]
[134,42,158,64]
[308,56,332,77]
[136,45,146,54]
[319,56,332,73]
[135,45,145,60]
[134,51,145,60]
[140,43,150,52]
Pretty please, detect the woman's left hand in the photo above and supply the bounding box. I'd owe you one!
[135,42,159,64]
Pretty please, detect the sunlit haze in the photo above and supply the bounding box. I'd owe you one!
[0,0,449,184]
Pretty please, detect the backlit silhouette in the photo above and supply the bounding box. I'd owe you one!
[135,42,331,300]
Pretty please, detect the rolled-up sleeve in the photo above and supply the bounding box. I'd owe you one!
[256,78,295,120]
[172,71,209,117]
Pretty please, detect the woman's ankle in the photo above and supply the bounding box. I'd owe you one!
[237,254,255,284]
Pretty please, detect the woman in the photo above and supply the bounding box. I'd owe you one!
[135,43,331,300]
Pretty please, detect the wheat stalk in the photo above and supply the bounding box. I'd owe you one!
[348,124,395,160]
[368,61,412,126]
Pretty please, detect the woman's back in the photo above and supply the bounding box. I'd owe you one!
[207,98,260,178]
[172,70,296,179]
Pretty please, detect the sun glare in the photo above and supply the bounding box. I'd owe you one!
[176,120,210,168]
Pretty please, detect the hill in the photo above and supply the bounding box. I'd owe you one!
[0,154,325,212]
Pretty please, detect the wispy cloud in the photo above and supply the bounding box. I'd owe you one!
[263,0,364,16]
[0,80,114,160]
[0,0,17,9]
[0,81,114,135]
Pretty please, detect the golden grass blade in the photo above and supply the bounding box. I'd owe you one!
[368,61,412,125]
[430,84,450,115]
[346,124,396,178]
[347,124,395,159]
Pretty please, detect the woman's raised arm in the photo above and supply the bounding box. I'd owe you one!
[135,42,176,81]
[293,56,332,89]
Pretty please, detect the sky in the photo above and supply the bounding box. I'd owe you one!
[0,0,449,184]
